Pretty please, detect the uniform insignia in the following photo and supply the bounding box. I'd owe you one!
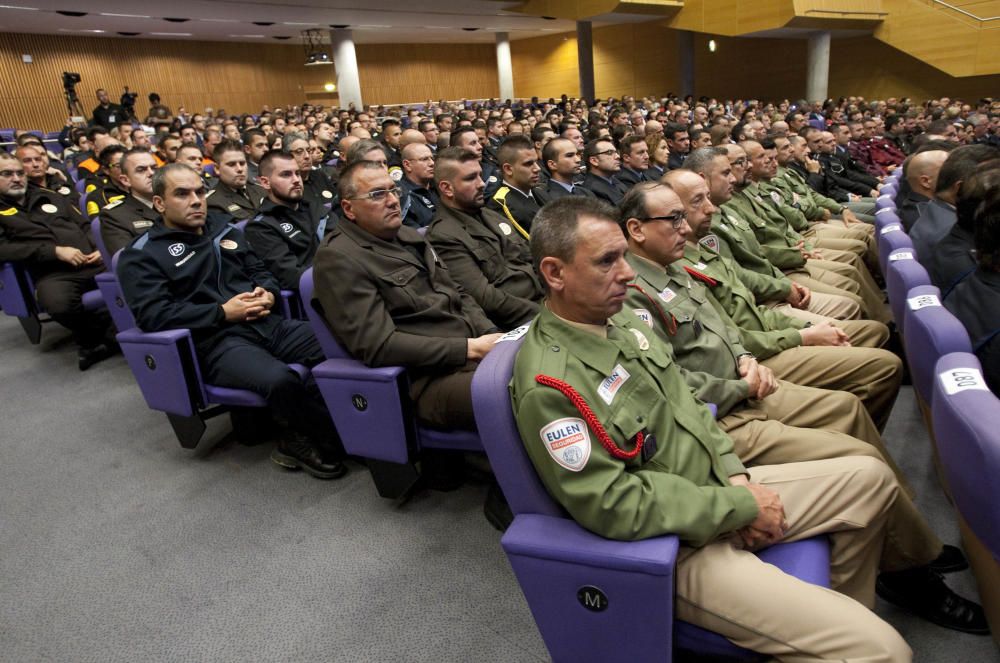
[597,364,631,405]
[87,201,100,216]
[658,287,676,303]
[699,233,719,252]
[0,207,16,216]
[227,204,241,212]
[168,243,185,257]
[321,190,334,199]
[58,186,71,195]
[103,199,124,210]
[488,175,498,183]
[85,184,97,193]
[280,222,294,234]
[220,239,238,250]
[792,192,801,206]
[41,203,59,214]
[388,166,403,182]
[540,417,591,472]
[498,222,513,236]
[632,309,654,328]
[205,189,216,198]
[769,191,783,206]
[629,328,650,351]
[109,195,125,204]
[132,220,153,229]
[496,324,530,342]
[419,195,433,208]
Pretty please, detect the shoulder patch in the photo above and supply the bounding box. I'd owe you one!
[492,186,510,202]
[700,234,720,252]
[540,418,591,472]
[0,207,17,216]
[632,308,654,328]
[103,199,124,210]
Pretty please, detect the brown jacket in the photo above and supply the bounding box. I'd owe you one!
[312,219,497,399]
[426,204,541,330]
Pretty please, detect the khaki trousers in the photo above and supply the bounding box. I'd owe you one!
[808,258,891,324]
[760,345,902,432]
[808,221,879,271]
[786,269,868,316]
[770,307,889,349]
[768,289,862,321]
[676,457,913,662]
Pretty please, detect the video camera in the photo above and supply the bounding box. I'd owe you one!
[62,71,81,91]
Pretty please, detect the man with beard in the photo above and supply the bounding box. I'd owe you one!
[244,151,332,291]
[283,133,336,212]
[206,140,268,222]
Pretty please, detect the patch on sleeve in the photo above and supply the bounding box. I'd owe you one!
[632,308,654,328]
[597,364,631,404]
[540,418,591,471]
[699,234,719,252]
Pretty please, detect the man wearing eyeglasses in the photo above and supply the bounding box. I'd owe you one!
[580,139,629,205]
[244,151,332,291]
[399,142,437,229]
[313,161,502,432]
[0,151,116,370]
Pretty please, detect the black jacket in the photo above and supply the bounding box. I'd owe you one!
[0,186,94,280]
[99,194,160,258]
[206,182,267,221]
[117,216,282,352]
[615,167,647,190]
[244,199,332,290]
[817,153,872,198]
[580,172,628,205]
[400,177,438,229]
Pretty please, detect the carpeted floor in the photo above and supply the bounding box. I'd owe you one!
[1,315,996,662]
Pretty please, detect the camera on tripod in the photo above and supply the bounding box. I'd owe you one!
[120,86,139,120]
[61,71,84,121]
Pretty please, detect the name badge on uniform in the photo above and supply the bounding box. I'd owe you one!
[58,186,71,196]
[220,239,238,250]
[658,287,676,303]
[227,203,241,212]
[540,417,591,472]
[693,261,708,270]
[132,220,153,229]
[41,203,59,214]
[770,191,783,206]
[632,308,653,328]
[597,364,631,405]
[498,222,513,236]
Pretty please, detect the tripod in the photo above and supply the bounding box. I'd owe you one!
[64,86,85,119]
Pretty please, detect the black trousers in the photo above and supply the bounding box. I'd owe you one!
[34,266,112,348]
[201,319,341,453]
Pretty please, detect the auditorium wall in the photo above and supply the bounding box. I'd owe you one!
[0,32,499,132]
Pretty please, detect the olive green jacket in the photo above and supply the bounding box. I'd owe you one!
[724,183,810,270]
[509,305,758,544]
[709,209,794,289]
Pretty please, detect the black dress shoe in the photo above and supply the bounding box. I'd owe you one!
[271,435,348,480]
[78,343,116,371]
[930,544,970,574]
[483,481,513,532]
[877,567,990,635]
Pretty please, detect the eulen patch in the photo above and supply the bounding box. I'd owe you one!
[633,308,654,328]
[539,418,591,471]
[597,363,631,405]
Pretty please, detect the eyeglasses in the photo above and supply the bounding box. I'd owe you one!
[0,169,26,178]
[730,158,748,166]
[349,186,403,202]
[639,211,686,229]
[594,149,619,158]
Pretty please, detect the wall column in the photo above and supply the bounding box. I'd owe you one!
[678,30,694,98]
[576,21,595,101]
[806,31,831,102]
[496,32,515,101]
[329,29,362,109]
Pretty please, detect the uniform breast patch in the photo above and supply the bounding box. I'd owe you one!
[540,417,591,472]
[498,222,512,236]
[633,308,653,328]
[699,234,719,252]
[220,239,238,250]
[280,222,294,234]
[658,287,676,303]
[597,364,631,405]
[168,243,185,257]
[132,220,153,229]
[41,203,59,214]
[227,204,241,212]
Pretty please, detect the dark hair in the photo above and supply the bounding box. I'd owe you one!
[337,160,386,200]
[619,134,647,158]
[936,144,1000,195]
[449,126,478,148]
[212,139,244,163]
[497,135,534,166]
[258,149,297,177]
[241,128,267,145]
[98,144,127,169]
[531,196,617,287]
[151,162,196,198]
[971,166,1000,270]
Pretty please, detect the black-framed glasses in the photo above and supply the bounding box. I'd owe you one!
[349,186,403,202]
[594,148,619,158]
[639,211,686,229]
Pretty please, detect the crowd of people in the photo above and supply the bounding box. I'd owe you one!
[2,89,999,661]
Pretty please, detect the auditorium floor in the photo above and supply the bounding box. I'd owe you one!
[1,315,997,663]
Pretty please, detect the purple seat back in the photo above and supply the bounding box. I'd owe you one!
[90,218,113,266]
[877,223,912,275]
[874,208,900,233]
[932,352,1000,559]
[299,267,351,360]
[0,261,33,318]
[902,285,972,404]
[471,334,565,518]
[885,250,929,335]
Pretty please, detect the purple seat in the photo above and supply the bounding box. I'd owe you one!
[877,223,912,277]
[901,285,972,406]
[0,261,104,344]
[471,335,830,662]
[885,250,929,336]
[300,267,481,497]
[113,254,306,448]
[874,207,900,232]
[875,193,897,212]
[931,352,1000,639]
[75,177,88,194]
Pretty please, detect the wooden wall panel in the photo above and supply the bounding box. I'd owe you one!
[354,43,498,105]
[511,32,581,99]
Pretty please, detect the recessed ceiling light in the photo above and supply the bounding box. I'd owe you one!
[462,27,479,31]
[272,36,291,40]
[230,34,265,38]
[357,24,390,28]
[0,5,40,10]
[284,22,318,26]
[101,13,150,18]
[151,32,192,36]
[57,28,104,32]
[329,24,349,29]
[117,32,141,36]
[251,21,274,26]
[541,15,557,20]
[201,18,238,23]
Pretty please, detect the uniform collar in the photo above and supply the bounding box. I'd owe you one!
[536,306,623,376]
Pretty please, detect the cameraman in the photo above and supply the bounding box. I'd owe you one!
[91,88,124,130]
[120,87,138,122]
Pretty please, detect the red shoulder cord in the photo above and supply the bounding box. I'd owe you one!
[535,374,644,460]
[683,265,718,287]
[626,283,677,336]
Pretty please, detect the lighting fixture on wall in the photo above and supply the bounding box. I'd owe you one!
[324,82,336,92]
[708,39,717,52]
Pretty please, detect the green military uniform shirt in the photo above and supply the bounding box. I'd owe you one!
[624,252,750,415]
[680,243,806,360]
[724,184,809,270]
[509,305,758,544]
[709,208,795,286]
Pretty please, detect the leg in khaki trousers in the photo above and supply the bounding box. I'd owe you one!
[675,457,913,662]
[807,258,890,324]
[770,305,888,348]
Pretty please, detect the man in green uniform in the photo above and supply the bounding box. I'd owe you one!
[510,197,983,658]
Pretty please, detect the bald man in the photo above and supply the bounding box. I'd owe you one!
[901,150,948,231]
[399,128,427,150]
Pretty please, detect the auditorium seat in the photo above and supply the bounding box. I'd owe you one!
[876,192,897,212]
[0,260,104,345]
[902,284,973,408]
[885,249,930,336]
[471,333,831,663]
[931,352,1000,647]
[299,266,481,498]
[874,207,901,234]
[877,222,913,276]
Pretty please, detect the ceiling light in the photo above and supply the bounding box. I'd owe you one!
[357,24,390,28]
[284,22,318,26]
[329,24,349,29]
[162,18,190,23]
[201,18,238,23]
[100,12,149,18]
[305,51,332,66]
[117,32,141,36]
[0,5,40,10]
[230,34,265,38]
[252,21,274,26]
[708,39,717,52]
[151,32,192,36]
[58,28,104,32]
[272,36,291,40]
[56,10,87,16]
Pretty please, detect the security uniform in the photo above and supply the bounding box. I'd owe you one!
[84,181,126,220]
[426,203,541,330]
[487,182,542,239]
[945,268,1000,394]
[244,198,331,291]
[399,176,437,229]
[301,169,337,213]
[99,194,159,258]
[206,182,267,222]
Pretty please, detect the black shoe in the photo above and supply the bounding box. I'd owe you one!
[271,435,348,480]
[78,343,116,371]
[930,544,970,574]
[876,567,990,635]
[483,482,513,532]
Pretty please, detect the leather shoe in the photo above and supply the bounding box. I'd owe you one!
[78,343,117,371]
[271,434,347,480]
[930,544,969,574]
[876,567,989,635]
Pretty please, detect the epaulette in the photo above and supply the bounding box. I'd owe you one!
[683,266,718,287]
[103,198,124,210]
[492,185,510,202]
[205,189,216,198]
